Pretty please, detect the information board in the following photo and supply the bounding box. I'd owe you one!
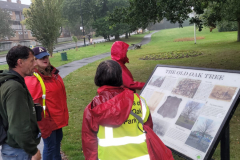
[140,65,240,160]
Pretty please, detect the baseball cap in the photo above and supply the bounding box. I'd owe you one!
[32,47,50,59]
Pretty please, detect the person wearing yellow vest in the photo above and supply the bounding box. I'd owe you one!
[82,60,153,160]
[25,47,69,160]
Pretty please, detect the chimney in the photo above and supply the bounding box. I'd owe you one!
[7,0,11,2]
[17,0,21,4]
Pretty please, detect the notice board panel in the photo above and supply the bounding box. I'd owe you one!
[140,65,240,160]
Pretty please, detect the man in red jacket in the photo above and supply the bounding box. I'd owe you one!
[111,41,145,92]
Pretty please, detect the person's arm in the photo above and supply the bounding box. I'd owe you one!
[122,65,145,90]
[31,149,41,160]
[82,108,98,160]
[144,113,153,129]
[5,87,39,155]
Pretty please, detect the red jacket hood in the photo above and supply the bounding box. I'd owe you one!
[33,66,59,79]
[111,41,129,64]
[84,87,134,130]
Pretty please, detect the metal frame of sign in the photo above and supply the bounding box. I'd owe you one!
[140,65,240,160]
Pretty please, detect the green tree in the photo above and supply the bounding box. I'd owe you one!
[72,36,78,51]
[23,0,64,56]
[63,0,131,40]
[93,0,131,40]
[113,0,240,41]
[201,0,240,41]
[62,0,96,37]
[0,8,14,39]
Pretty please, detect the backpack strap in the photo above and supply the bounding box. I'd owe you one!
[130,111,144,125]
[33,72,46,118]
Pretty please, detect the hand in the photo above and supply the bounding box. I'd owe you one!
[31,149,41,160]
[34,103,42,107]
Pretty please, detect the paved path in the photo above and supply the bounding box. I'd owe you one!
[57,31,158,78]
[0,31,158,159]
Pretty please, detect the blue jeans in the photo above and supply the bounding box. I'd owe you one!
[43,128,63,160]
[1,143,31,160]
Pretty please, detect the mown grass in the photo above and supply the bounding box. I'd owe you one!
[0,50,8,55]
[61,26,240,160]
[0,32,150,70]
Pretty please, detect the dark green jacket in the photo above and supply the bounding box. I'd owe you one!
[0,70,40,155]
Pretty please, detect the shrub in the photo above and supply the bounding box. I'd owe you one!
[217,21,238,32]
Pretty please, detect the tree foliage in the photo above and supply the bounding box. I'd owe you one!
[63,0,99,37]
[63,0,133,40]
[111,0,240,41]
[0,8,14,39]
[72,35,78,51]
[200,0,240,41]
[23,0,64,56]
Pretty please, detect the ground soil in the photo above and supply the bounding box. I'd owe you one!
[174,36,205,42]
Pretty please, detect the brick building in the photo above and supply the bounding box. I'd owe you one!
[0,0,36,50]
[0,0,71,51]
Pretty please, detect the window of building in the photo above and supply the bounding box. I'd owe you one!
[18,31,23,35]
[8,11,12,15]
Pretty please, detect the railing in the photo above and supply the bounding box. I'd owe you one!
[53,40,107,53]
[11,25,22,30]
[19,35,29,39]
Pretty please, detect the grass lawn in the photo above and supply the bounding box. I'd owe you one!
[0,32,150,70]
[61,26,240,160]
[0,50,8,56]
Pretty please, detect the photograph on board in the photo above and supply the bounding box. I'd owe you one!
[147,91,165,113]
[209,85,237,102]
[185,117,220,153]
[172,78,201,98]
[157,96,182,119]
[153,117,170,137]
[175,101,204,130]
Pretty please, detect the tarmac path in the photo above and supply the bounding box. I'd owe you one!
[0,31,158,159]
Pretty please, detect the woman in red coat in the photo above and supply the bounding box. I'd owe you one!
[25,47,69,160]
[82,60,153,160]
[111,41,145,92]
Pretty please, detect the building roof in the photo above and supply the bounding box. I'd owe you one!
[0,1,29,12]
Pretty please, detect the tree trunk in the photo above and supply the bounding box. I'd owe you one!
[115,34,120,40]
[47,44,53,57]
[238,20,240,42]
[129,33,131,37]
[76,42,78,51]
[125,32,128,39]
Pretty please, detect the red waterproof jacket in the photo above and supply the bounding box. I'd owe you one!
[25,67,69,139]
[111,41,145,91]
[82,85,153,160]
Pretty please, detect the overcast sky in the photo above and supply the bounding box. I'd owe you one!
[0,0,31,5]
[20,0,31,5]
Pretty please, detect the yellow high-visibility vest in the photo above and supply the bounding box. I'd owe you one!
[33,72,46,118]
[97,94,150,160]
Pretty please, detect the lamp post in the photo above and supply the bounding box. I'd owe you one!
[80,0,85,46]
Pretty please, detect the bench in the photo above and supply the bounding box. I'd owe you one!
[131,44,142,49]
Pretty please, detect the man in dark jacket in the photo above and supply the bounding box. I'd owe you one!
[0,45,41,160]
